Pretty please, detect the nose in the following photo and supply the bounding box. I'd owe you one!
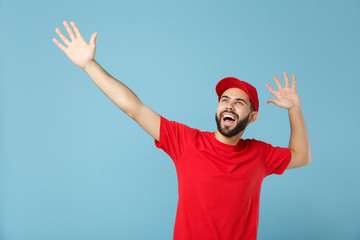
[225,101,235,111]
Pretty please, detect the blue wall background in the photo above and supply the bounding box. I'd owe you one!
[1,0,359,239]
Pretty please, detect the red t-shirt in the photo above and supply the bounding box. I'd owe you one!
[155,116,291,240]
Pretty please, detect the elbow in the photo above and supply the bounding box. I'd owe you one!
[303,151,312,166]
[289,148,312,169]
[307,147,312,165]
[127,110,137,120]
[121,103,142,120]
[307,152,312,165]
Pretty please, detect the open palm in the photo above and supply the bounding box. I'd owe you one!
[266,72,301,110]
[53,21,98,69]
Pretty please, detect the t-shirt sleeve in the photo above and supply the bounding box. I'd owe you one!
[262,141,292,176]
[154,116,195,161]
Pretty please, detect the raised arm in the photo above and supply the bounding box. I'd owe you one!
[266,72,311,169]
[53,21,160,141]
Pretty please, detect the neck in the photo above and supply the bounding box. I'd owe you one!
[214,129,244,146]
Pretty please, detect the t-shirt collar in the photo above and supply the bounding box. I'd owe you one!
[211,132,243,151]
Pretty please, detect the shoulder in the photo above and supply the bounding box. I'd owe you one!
[239,138,279,155]
[159,116,201,136]
[242,138,269,148]
[161,116,198,129]
[244,138,283,148]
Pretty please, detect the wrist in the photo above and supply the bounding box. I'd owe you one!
[288,105,302,114]
[83,59,96,72]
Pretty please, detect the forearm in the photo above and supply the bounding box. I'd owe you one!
[288,107,311,164]
[84,60,142,118]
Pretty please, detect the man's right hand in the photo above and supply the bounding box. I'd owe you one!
[53,21,98,70]
[53,21,161,141]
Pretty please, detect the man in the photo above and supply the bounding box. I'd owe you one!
[53,21,311,240]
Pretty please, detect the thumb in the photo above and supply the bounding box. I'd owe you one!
[267,99,280,105]
[90,32,98,47]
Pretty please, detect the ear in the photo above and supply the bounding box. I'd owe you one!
[248,111,259,124]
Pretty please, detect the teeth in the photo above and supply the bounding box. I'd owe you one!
[223,114,235,120]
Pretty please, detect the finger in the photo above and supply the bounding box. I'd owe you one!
[52,38,67,52]
[70,21,83,39]
[273,75,284,90]
[266,83,277,96]
[90,32,98,47]
[63,21,76,41]
[292,74,296,89]
[55,28,71,46]
[283,71,290,88]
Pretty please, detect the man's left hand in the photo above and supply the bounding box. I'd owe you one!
[266,72,301,110]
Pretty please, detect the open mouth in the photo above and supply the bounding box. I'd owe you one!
[221,113,237,125]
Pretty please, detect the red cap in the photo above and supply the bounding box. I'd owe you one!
[216,77,259,112]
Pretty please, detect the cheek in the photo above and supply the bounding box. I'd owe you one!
[216,106,223,116]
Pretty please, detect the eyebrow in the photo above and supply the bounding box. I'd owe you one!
[220,95,247,103]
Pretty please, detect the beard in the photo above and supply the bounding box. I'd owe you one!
[215,111,251,138]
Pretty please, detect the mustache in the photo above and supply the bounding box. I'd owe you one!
[220,110,239,119]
